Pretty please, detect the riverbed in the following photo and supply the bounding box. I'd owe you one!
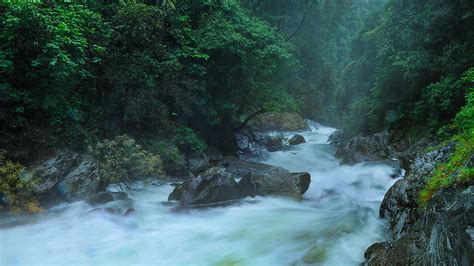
[0,124,399,265]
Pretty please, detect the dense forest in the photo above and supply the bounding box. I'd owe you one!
[0,0,473,264]
[1,0,392,161]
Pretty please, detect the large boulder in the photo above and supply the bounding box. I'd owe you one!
[332,130,393,165]
[168,167,248,207]
[32,151,103,206]
[169,158,311,207]
[288,134,306,146]
[218,157,311,197]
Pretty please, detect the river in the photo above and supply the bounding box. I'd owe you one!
[0,124,400,265]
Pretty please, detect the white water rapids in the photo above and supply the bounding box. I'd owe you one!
[0,124,400,265]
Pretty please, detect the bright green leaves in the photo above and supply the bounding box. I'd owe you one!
[419,68,474,207]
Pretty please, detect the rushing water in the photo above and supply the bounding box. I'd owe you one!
[0,124,400,265]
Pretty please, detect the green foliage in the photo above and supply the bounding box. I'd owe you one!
[418,69,474,207]
[0,152,40,213]
[143,138,187,176]
[172,127,207,153]
[91,135,164,183]
[0,1,301,159]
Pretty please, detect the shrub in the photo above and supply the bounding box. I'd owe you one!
[418,69,474,207]
[91,135,164,183]
[0,152,41,213]
[144,139,187,174]
[172,127,207,153]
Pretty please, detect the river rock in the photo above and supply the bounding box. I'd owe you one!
[218,157,311,197]
[32,151,103,206]
[169,158,311,207]
[168,167,246,207]
[257,134,284,152]
[288,134,306,145]
[332,130,394,165]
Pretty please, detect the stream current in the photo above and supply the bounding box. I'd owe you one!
[0,124,400,265]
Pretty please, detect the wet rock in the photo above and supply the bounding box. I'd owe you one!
[288,134,306,146]
[218,157,311,199]
[32,151,103,206]
[332,130,393,165]
[168,167,245,207]
[170,158,311,207]
[186,151,210,176]
[256,134,284,152]
[292,172,311,194]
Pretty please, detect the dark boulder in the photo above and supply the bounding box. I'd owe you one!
[218,157,311,199]
[292,172,311,194]
[170,158,311,207]
[332,130,393,165]
[288,134,306,146]
[257,134,284,152]
[168,167,246,207]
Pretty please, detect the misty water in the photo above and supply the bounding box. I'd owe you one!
[0,124,400,265]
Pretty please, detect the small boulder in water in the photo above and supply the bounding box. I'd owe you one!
[288,134,306,145]
[292,172,311,194]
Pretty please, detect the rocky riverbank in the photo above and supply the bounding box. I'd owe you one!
[331,130,474,265]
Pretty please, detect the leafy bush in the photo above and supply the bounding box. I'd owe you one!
[419,69,474,207]
[144,139,186,174]
[91,135,164,183]
[172,127,207,153]
[0,152,40,213]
